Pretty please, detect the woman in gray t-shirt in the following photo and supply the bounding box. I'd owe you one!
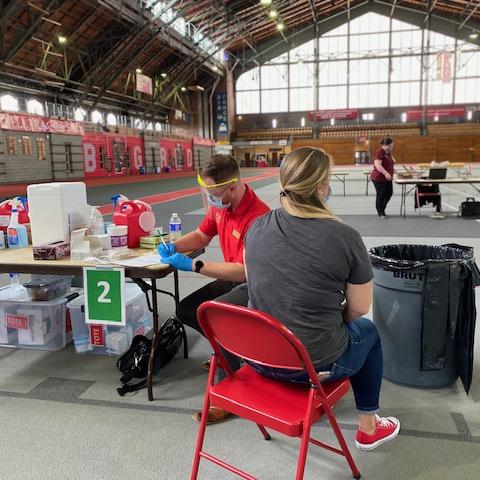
[245,147,400,452]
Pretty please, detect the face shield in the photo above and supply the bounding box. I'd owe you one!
[197,174,239,212]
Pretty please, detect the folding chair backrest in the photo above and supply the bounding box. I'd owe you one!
[198,301,315,374]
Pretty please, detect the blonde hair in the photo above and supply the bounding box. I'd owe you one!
[279,147,336,220]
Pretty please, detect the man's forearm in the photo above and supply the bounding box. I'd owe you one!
[174,230,209,252]
[198,261,246,282]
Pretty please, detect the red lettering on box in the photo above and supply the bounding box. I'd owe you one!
[89,324,105,346]
[65,310,72,333]
[6,314,29,330]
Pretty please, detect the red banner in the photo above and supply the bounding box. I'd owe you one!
[159,139,194,172]
[308,109,358,121]
[407,107,465,121]
[0,111,84,135]
[193,136,215,146]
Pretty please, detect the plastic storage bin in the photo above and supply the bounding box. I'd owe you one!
[23,275,72,301]
[67,283,153,356]
[0,291,76,350]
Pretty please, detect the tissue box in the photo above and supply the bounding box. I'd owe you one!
[33,241,70,260]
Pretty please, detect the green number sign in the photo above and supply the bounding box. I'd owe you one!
[83,267,126,326]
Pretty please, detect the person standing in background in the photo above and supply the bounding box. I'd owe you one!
[371,138,395,219]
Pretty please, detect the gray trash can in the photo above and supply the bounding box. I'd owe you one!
[369,244,478,389]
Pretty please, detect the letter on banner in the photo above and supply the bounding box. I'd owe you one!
[84,143,96,173]
[186,148,193,168]
[160,147,167,168]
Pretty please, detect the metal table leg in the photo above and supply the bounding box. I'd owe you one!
[366,176,369,196]
[147,278,159,401]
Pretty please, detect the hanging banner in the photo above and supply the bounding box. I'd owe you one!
[407,107,465,121]
[216,92,228,136]
[0,112,84,135]
[307,109,358,121]
[136,73,153,95]
[436,51,452,83]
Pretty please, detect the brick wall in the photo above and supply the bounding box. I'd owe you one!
[50,134,83,180]
[0,131,52,184]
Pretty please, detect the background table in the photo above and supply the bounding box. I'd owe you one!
[331,171,349,196]
[0,246,204,401]
[395,177,480,218]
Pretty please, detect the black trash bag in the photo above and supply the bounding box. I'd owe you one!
[368,243,478,394]
[116,317,188,396]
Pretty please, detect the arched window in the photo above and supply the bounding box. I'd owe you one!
[133,118,143,129]
[74,108,86,121]
[91,110,103,124]
[0,94,19,112]
[106,113,117,126]
[146,122,153,131]
[26,99,44,115]
[155,122,162,132]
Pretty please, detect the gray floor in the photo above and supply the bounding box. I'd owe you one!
[2,168,480,479]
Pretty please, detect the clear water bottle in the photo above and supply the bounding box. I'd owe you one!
[169,213,182,241]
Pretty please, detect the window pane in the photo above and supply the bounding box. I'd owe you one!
[455,78,480,103]
[319,35,348,60]
[348,32,389,58]
[350,58,389,84]
[456,50,480,77]
[391,29,423,54]
[349,83,388,108]
[390,82,421,106]
[391,56,422,81]
[0,94,19,112]
[319,61,348,86]
[290,63,315,87]
[426,80,453,105]
[429,31,455,50]
[324,23,348,36]
[349,12,389,34]
[289,40,315,62]
[261,89,288,113]
[290,88,314,111]
[236,91,260,114]
[261,64,288,89]
[318,86,347,109]
[236,67,260,91]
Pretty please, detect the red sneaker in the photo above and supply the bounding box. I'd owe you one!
[355,415,400,451]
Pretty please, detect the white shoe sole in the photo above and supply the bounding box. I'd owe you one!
[355,421,401,451]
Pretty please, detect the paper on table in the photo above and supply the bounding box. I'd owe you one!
[112,254,167,267]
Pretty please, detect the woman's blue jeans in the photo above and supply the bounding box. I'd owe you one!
[248,317,383,414]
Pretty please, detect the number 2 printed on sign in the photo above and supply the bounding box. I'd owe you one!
[97,281,112,304]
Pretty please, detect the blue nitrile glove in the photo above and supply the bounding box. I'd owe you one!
[161,253,193,272]
[157,242,176,258]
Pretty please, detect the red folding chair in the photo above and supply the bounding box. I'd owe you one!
[190,301,361,480]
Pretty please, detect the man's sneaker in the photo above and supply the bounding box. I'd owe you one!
[355,415,400,451]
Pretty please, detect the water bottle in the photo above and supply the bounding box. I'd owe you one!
[169,213,182,241]
[89,207,105,235]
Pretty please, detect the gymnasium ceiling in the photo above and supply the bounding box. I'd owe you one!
[0,0,479,115]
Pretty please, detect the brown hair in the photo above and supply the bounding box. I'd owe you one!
[280,147,336,220]
[200,154,240,183]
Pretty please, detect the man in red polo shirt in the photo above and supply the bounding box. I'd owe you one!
[159,154,270,423]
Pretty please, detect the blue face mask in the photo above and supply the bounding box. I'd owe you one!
[207,193,231,209]
[323,185,332,202]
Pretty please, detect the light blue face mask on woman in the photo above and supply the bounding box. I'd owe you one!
[324,185,332,202]
[207,193,231,209]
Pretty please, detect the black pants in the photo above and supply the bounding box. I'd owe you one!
[372,181,393,216]
[177,280,249,380]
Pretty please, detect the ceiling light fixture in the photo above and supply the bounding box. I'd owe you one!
[212,65,219,72]
[260,0,272,6]
[269,10,278,19]
[180,86,187,92]
[57,35,67,45]
[277,22,285,31]
[136,68,142,74]
[160,72,167,78]
[469,32,478,40]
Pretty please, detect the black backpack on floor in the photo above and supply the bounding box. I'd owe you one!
[116,317,188,396]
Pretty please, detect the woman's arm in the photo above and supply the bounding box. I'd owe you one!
[343,280,373,322]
